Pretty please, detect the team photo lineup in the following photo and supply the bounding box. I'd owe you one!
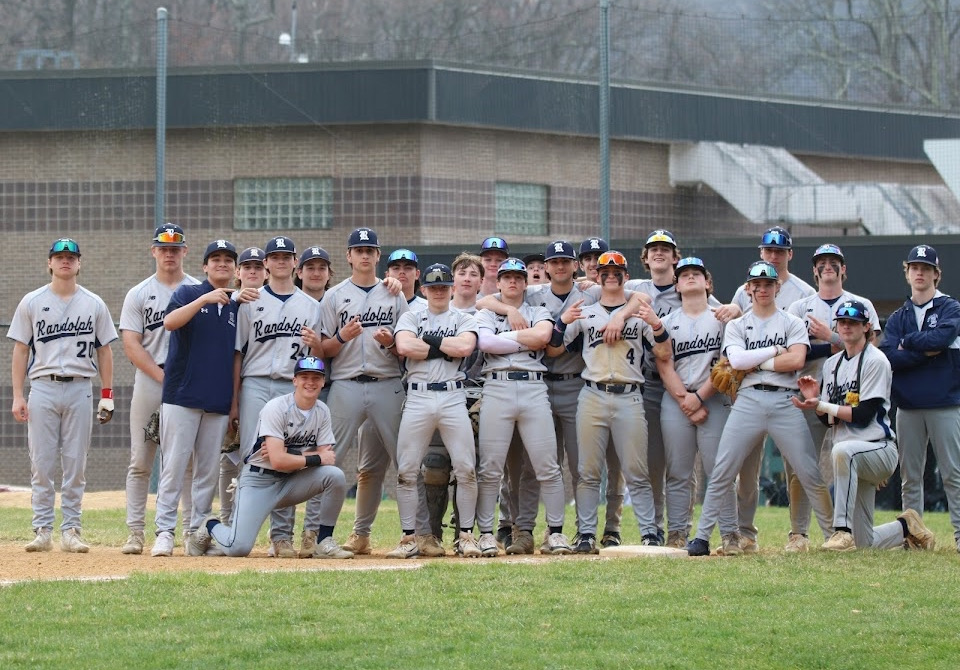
[10,222,960,559]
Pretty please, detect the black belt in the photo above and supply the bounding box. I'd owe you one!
[544,373,581,381]
[488,371,543,381]
[406,381,464,391]
[249,465,287,477]
[350,375,383,382]
[49,375,76,382]
[585,380,642,394]
[751,384,792,393]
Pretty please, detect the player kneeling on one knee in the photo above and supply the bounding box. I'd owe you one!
[194,357,353,559]
[793,300,935,551]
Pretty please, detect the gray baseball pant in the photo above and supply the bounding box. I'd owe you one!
[26,378,92,531]
[785,409,832,537]
[832,438,902,549]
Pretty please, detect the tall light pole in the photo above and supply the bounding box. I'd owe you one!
[156,7,168,228]
[599,0,611,244]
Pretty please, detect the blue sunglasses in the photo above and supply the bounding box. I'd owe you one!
[482,237,508,251]
[835,303,869,322]
[760,230,791,248]
[387,249,418,264]
[295,356,326,374]
[50,239,80,254]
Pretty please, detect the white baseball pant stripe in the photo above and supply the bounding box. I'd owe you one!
[831,438,902,548]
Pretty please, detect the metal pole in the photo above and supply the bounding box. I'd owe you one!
[598,0,611,243]
[156,7,168,228]
[290,1,298,63]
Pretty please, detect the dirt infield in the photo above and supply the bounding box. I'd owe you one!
[0,490,594,584]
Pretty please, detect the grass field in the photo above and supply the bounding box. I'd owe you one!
[1,501,959,670]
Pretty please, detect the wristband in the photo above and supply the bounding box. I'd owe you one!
[386,340,396,350]
[759,358,776,371]
[694,390,704,406]
[101,388,113,400]
[554,320,568,332]
[654,329,669,343]
[304,454,323,468]
[335,332,346,344]
[816,401,841,418]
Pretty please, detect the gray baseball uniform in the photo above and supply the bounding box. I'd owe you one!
[694,309,834,544]
[395,306,479,533]
[211,393,346,556]
[786,291,880,537]
[8,285,118,532]
[119,273,200,535]
[819,344,902,548]
[562,301,660,539]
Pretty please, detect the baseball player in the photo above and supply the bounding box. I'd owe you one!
[474,257,573,556]
[295,245,333,301]
[783,243,880,552]
[523,252,547,285]
[119,224,200,554]
[548,251,671,553]
[12,238,117,553]
[655,257,733,549]
[231,236,322,559]
[314,227,432,554]
[217,246,268,528]
[688,261,833,557]
[714,226,815,553]
[578,237,609,281]
[386,263,483,558]
[385,248,425,307]
[880,244,960,555]
[479,236,509,297]
[793,300,935,551]
[151,240,259,557]
[194,356,353,559]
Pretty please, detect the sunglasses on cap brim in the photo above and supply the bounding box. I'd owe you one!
[51,239,80,254]
[597,252,628,267]
[155,230,185,244]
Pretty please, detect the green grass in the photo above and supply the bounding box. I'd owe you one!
[2,502,959,669]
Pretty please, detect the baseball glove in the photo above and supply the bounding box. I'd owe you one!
[710,356,748,398]
[144,409,161,444]
[221,421,240,453]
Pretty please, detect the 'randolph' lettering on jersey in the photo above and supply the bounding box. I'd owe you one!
[825,378,859,405]
[587,323,641,348]
[143,303,166,332]
[339,306,396,328]
[744,334,788,349]
[673,332,723,361]
[253,316,305,342]
[36,316,95,342]
[417,325,458,338]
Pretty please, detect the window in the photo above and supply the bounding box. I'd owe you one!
[495,182,548,236]
[234,178,333,230]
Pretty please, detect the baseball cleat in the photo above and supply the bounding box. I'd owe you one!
[686,538,710,556]
[640,534,661,547]
[313,537,354,560]
[121,530,145,555]
[539,530,551,554]
[299,530,318,558]
[478,532,500,557]
[738,536,759,554]
[665,530,687,549]
[457,532,482,558]
[821,530,856,552]
[342,532,372,555]
[719,533,743,556]
[506,529,535,555]
[61,528,90,553]
[416,534,447,557]
[543,532,573,555]
[784,533,810,553]
[600,531,622,548]
[574,534,599,555]
[151,531,175,557]
[385,535,420,559]
[898,509,936,550]
[495,525,512,551]
[270,538,298,558]
[185,530,211,557]
[25,528,53,553]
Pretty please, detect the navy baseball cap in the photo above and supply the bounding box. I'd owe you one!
[759,226,792,249]
[906,244,939,267]
[153,223,186,247]
[265,236,296,255]
[835,300,871,323]
[294,356,326,376]
[675,256,707,277]
[579,237,609,258]
[386,248,419,266]
[497,257,527,278]
[203,239,238,263]
[421,263,454,287]
[348,227,379,248]
[238,247,265,265]
[812,243,844,263]
[746,260,779,282]
[299,246,330,268]
[523,252,545,265]
[49,238,81,257]
[545,240,577,261]
[645,230,678,248]
[480,237,510,256]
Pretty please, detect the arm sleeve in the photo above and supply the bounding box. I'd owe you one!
[726,345,778,370]
[848,397,885,427]
[478,329,528,354]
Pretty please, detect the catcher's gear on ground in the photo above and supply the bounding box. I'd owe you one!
[144,408,161,443]
[423,448,452,539]
[221,420,240,453]
[466,389,482,439]
[710,356,748,397]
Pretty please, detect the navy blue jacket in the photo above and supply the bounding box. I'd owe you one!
[880,293,960,410]
[162,280,238,414]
